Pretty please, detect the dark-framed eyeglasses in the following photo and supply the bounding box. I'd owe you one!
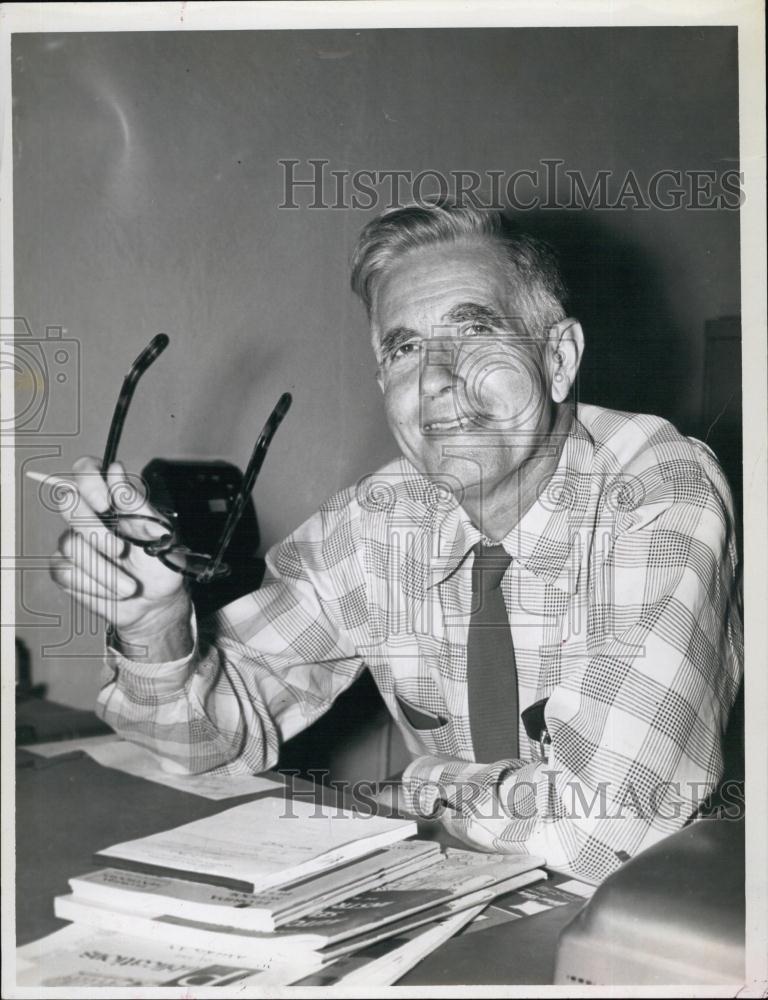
[100,333,291,584]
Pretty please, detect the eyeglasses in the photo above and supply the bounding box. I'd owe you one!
[99,333,292,583]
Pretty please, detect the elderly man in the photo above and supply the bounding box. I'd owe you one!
[52,202,742,883]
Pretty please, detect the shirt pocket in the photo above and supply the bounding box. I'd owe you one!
[394,693,448,730]
[393,691,457,758]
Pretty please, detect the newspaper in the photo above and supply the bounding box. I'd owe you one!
[14,923,319,988]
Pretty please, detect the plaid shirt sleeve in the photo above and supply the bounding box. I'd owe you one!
[96,491,369,775]
[399,438,742,882]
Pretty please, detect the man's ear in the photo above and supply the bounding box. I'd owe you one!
[547,318,585,403]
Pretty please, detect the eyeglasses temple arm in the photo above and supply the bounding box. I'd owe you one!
[101,334,170,475]
[204,392,292,580]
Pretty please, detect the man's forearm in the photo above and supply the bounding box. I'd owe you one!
[98,628,284,777]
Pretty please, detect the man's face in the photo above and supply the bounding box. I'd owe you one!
[372,238,560,504]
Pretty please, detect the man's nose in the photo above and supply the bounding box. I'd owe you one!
[420,341,459,397]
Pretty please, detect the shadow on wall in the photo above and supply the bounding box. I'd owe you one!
[513,210,690,428]
[517,210,743,536]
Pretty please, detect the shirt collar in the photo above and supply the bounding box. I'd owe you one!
[413,415,595,595]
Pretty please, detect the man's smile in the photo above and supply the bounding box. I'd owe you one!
[422,415,476,432]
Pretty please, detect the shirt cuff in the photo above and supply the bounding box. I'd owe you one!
[104,608,198,697]
[400,754,508,818]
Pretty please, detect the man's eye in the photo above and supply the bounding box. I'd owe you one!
[464,322,493,336]
[392,341,419,361]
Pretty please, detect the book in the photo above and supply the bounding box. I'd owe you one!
[54,870,545,973]
[317,869,546,962]
[56,851,546,958]
[95,793,417,893]
[14,922,320,989]
[294,851,546,955]
[293,904,487,986]
[69,839,442,932]
[458,870,596,935]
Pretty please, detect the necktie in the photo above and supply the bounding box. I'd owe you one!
[467,543,519,763]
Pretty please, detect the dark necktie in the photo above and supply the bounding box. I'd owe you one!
[467,543,519,763]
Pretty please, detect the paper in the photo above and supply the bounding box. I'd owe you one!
[58,864,545,959]
[392,847,547,893]
[26,734,119,758]
[26,735,283,800]
[320,869,547,961]
[558,878,598,899]
[70,841,442,933]
[458,870,594,936]
[515,899,551,916]
[295,905,486,987]
[99,795,417,891]
[54,879,503,959]
[15,922,317,988]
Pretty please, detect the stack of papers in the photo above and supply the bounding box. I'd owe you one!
[93,795,419,892]
[55,849,546,961]
[19,792,548,986]
[69,839,441,931]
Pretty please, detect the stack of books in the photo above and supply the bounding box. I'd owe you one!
[17,793,548,987]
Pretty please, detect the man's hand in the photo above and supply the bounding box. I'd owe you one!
[49,457,193,660]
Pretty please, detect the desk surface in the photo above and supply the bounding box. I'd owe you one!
[15,746,577,986]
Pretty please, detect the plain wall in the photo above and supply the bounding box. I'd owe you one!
[12,27,740,708]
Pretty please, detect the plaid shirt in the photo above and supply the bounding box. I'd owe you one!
[98,404,743,882]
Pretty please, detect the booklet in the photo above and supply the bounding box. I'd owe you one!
[293,904,487,986]
[458,870,596,935]
[317,869,547,962]
[277,849,546,952]
[96,794,417,892]
[14,922,319,989]
[57,851,546,958]
[70,840,442,932]
[55,871,543,968]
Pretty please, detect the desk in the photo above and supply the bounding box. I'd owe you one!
[15,696,112,746]
[15,745,579,986]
